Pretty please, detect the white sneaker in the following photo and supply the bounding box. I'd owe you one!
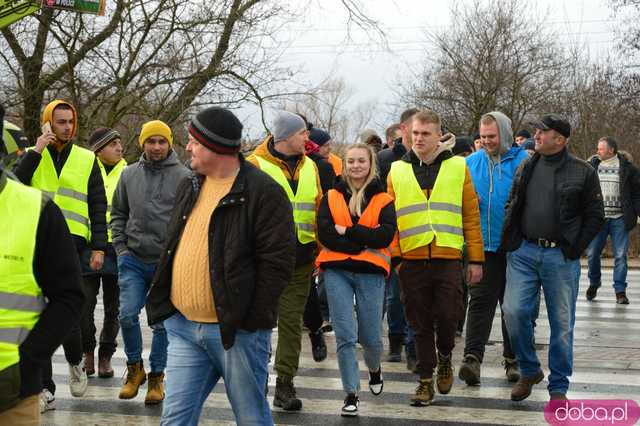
[69,362,88,397]
[40,389,55,413]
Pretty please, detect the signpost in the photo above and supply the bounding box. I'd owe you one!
[0,1,40,28]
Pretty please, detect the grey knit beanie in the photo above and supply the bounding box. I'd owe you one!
[272,111,306,142]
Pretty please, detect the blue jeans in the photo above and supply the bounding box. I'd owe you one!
[117,253,167,373]
[503,241,580,395]
[385,269,415,356]
[324,268,385,394]
[587,216,629,294]
[161,312,272,426]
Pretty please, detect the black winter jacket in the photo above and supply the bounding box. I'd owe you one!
[0,173,85,401]
[145,157,296,350]
[377,138,407,189]
[14,143,108,252]
[308,152,336,194]
[588,153,640,231]
[501,149,605,259]
[317,177,396,275]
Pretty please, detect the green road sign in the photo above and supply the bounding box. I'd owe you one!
[41,0,105,15]
[0,1,40,29]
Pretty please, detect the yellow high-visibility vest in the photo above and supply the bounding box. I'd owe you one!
[390,156,465,253]
[97,159,127,242]
[0,179,45,372]
[255,155,318,244]
[31,145,94,241]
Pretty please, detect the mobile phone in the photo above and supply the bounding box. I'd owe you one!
[41,121,52,135]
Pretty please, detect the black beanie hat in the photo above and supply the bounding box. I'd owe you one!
[189,107,243,155]
[89,127,121,152]
[515,129,531,139]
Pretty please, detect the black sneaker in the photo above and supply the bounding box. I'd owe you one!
[273,376,302,411]
[309,330,327,362]
[341,393,359,417]
[586,286,598,301]
[368,368,384,395]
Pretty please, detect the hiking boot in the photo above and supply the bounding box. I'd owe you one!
[83,352,95,376]
[309,330,327,362]
[503,357,520,383]
[273,376,302,411]
[69,362,88,397]
[341,393,359,417]
[98,355,114,378]
[586,286,598,301]
[387,335,403,362]
[145,372,165,405]
[368,368,384,395]
[118,361,146,399]
[616,292,630,305]
[436,352,453,394]
[410,379,435,406]
[39,389,55,413]
[458,354,481,385]
[511,370,545,401]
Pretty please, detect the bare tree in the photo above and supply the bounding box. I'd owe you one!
[401,0,569,135]
[0,0,383,156]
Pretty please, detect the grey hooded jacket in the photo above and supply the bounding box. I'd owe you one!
[111,150,191,262]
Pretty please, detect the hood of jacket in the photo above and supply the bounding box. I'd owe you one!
[485,111,513,155]
[334,175,385,200]
[41,99,78,147]
[139,149,182,170]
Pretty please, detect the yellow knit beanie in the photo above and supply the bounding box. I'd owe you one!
[139,120,173,147]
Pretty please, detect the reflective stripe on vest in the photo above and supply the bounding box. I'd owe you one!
[255,155,318,244]
[97,159,127,242]
[390,156,465,253]
[30,145,94,241]
[315,190,393,276]
[0,179,44,372]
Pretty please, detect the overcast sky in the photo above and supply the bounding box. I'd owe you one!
[241,0,620,140]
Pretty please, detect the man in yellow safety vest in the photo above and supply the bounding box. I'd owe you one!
[14,99,107,407]
[79,127,127,379]
[247,111,323,412]
[387,110,484,407]
[0,103,85,424]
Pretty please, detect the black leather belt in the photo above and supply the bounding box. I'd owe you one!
[526,237,559,248]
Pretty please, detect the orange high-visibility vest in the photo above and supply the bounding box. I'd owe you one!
[316,189,394,276]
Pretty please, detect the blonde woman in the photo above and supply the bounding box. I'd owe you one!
[315,143,397,416]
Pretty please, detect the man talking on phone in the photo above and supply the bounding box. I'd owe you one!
[14,100,107,410]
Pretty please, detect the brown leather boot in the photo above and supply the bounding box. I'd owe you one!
[511,370,545,401]
[436,352,453,394]
[83,352,95,377]
[98,356,114,378]
[118,361,146,399]
[145,372,165,405]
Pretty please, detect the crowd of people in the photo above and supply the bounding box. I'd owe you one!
[1,98,638,425]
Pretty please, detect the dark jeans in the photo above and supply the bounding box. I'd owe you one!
[317,273,330,321]
[42,326,83,395]
[463,251,514,362]
[303,275,323,333]
[385,269,415,355]
[81,274,120,358]
[399,259,463,378]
